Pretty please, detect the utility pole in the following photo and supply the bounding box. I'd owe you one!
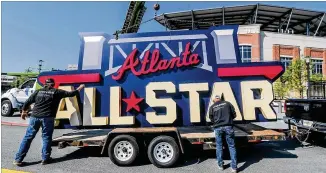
[38,60,44,73]
[305,57,311,99]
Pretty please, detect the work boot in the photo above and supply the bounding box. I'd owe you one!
[218,164,224,170]
[13,160,23,166]
[41,158,52,165]
[231,168,237,173]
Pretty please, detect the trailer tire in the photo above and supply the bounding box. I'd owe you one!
[147,135,180,168]
[108,135,139,166]
[1,100,14,117]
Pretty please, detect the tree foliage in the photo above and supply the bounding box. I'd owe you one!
[287,58,308,98]
[10,69,38,88]
[11,76,29,88]
[274,57,325,99]
[273,78,288,99]
[274,58,308,98]
[310,73,324,82]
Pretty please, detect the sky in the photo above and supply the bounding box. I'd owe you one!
[2,1,326,73]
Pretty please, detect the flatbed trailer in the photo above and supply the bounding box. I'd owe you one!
[52,124,285,167]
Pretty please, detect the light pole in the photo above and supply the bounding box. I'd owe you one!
[305,57,311,99]
[38,60,44,73]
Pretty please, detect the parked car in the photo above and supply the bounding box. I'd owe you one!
[1,79,36,116]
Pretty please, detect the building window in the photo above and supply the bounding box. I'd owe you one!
[240,45,252,63]
[311,59,323,74]
[280,56,293,69]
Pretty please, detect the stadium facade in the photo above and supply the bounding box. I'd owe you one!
[155,4,326,77]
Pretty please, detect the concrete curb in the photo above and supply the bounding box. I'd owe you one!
[1,121,28,127]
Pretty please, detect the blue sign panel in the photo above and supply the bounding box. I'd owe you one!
[38,25,284,128]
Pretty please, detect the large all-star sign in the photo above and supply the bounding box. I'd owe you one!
[38,25,284,128]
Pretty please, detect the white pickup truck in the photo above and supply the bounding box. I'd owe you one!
[1,79,37,116]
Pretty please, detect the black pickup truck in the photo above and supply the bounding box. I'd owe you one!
[284,99,326,142]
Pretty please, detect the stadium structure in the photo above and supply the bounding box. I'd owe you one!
[154,3,326,77]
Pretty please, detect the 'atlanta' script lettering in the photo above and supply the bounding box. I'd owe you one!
[112,42,200,80]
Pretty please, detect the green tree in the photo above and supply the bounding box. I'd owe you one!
[288,58,308,98]
[310,73,324,82]
[10,69,39,88]
[11,75,29,88]
[273,78,289,99]
[274,58,308,99]
[274,57,325,99]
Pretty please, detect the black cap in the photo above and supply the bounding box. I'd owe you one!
[45,78,55,86]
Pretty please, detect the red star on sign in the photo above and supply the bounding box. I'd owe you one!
[122,91,144,112]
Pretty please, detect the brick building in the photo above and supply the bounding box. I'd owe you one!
[155,4,326,77]
[237,25,326,77]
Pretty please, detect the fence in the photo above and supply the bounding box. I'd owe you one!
[310,80,326,99]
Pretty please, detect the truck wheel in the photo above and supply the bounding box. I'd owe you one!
[1,100,14,117]
[108,135,139,166]
[147,135,180,168]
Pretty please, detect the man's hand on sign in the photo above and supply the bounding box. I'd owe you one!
[77,84,85,91]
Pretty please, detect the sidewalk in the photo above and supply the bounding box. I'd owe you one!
[1,113,29,127]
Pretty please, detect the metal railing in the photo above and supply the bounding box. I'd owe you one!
[310,80,326,99]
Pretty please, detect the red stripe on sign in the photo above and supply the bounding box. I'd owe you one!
[39,73,101,88]
[217,65,283,80]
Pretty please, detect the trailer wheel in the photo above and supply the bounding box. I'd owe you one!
[1,100,14,117]
[108,135,139,166]
[147,135,180,168]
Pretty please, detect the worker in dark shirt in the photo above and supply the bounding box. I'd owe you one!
[13,78,85,166]
[209,94,237,173]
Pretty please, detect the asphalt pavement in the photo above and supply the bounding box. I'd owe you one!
[1,125,326,173]
[1,114,29,126]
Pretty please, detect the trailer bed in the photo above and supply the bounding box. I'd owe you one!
[179,124,284,143]
[52,129,111,147]
[52,124,285,148]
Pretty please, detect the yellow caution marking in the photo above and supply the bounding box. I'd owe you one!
[1,169,31,173]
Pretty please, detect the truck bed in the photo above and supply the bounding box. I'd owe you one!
[285,99,326,123]
[52,124,285,148]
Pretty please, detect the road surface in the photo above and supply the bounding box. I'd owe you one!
[1,125,326,173]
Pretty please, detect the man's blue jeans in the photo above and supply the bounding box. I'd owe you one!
[214,126,237,169]
[15,116,55,162]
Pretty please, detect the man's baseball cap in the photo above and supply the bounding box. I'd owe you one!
[45,78,55,84]
[45,78,55,87]
[215,95,221,99]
